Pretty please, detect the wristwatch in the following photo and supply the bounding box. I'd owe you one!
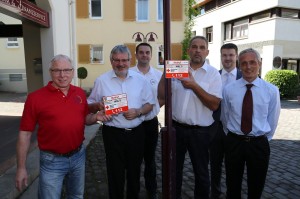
[138,110,143,117]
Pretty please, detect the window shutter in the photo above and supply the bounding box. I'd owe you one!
[77,0,89,18]
[124,0,136,21]
[125,43,136,66]
[171,43,183,60]
[78,44,90,63]
[171,0,182,21]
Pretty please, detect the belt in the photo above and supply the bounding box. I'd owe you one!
[172,120,210,130]
[103,124,141,133]
[143,116,158,123]
[43,144,82,157]
[228,132,266,142]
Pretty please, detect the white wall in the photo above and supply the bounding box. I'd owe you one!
[192,0,300,77]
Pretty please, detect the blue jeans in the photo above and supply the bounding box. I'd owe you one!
[38,145,86,199]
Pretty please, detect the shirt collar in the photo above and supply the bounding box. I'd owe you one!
[189,61,208,72]
[240,77,261,88]
[222,67,237,76]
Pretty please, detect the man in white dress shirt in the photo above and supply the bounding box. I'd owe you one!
[158,36,222,199]
[131,43,162,199]
[221,48,280,199]
[210,43,242,199]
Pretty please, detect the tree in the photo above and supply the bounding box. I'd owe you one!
[77,67,88,88]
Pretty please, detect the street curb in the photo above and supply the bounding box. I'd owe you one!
[0,124,100,199]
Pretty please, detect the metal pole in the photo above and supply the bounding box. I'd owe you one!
[162,0,176,198]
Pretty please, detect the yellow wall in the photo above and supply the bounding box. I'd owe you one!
[76,0,185,90]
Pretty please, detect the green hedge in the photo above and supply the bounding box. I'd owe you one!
[264,70,299,98]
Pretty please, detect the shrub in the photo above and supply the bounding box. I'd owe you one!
[264,70,299,98]
[77,67,88,88]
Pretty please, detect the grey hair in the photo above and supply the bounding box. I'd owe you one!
[110,45,131,60]
[239,48,262,63]
[189,36,209,48]
[49,54,73,69]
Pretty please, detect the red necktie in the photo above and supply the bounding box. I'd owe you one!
[241,84,253,134]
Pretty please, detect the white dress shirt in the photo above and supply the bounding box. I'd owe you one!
[88,70,155,128]
[131,66,163,120]
[221,68,237,89]
[221,77,281,140]
[172,62,222,126]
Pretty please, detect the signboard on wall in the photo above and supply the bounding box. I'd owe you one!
[0,0,49,27]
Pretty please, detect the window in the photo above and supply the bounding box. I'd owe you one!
[281,8,299,19]
[91,45,103,63]
[232,18,248,39]
[7,37,19,48]
[206,27,213,42]
[157,45,164,68]
[157,0,163,21]
[251,11,270,22]
[90,0,102,18]
[137,0,149,21]
[9,74,22,81]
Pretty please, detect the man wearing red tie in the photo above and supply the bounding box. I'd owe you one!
[221,48,281,199]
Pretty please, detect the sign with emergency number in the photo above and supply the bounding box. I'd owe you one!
[165,60,189,78]
[103,94,128,115]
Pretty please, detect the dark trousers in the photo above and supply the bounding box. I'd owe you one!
[102,124,145,199]
[225,132,270,199]
[174,124,210,199]
[209,121,226,198]
[143,117,159,194]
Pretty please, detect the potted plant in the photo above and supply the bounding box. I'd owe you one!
[77,66,88,88]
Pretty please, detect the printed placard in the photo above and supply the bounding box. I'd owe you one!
[165,60,189,78]
[103,94,128,115]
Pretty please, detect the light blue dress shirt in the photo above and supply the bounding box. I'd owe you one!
[88,70,155,128]
[221,77,281,140]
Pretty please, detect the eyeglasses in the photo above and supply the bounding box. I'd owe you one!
[111,58,130,64]
[50,68,74,75]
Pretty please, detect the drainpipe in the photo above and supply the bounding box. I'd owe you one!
[69,0,78,86]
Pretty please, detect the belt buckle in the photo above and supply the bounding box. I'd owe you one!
[244,137,251,142]
[124,128,132,132]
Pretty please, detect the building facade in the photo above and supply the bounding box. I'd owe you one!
[0,13,27,92]
[75,0,186,91]
[0,0,186,93]
[192,0,300,78]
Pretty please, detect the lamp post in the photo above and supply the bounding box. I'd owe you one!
[132,32,158,42]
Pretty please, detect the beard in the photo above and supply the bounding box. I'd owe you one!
[114,68,128,78]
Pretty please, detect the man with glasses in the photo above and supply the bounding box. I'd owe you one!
[88,45,155,199]
[15,54,111,199]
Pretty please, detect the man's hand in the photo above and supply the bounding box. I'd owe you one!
[15,167,28,192]
[179,71,196,89]
[96,110,112,122]
[123,108,139,120]
[88,102,104,113]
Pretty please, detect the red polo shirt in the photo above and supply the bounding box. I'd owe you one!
[20,82,89,153]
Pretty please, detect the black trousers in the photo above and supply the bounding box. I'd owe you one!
[209,121,226,198]
[142,117,159,194]
[225,132,270,199]
[174,123,210,199]
[102,124,145,199]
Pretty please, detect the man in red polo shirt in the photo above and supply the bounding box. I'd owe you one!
[15,54,111,199]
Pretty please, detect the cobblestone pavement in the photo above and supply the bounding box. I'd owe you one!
[84,100,300,199]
